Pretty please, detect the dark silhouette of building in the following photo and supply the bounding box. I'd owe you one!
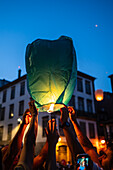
[95,74,113,142]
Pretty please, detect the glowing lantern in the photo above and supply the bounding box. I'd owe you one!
[95,89,103,101]
[25,36,77,112]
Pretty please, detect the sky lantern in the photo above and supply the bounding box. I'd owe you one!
[25,36,77,112]
[95,89,104,101]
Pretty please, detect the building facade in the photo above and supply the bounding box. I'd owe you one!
[96,74,113,148]
[69,71,99,152]
[0,71,99,163]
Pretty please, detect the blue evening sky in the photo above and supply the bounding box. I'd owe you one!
[0,0,113,92]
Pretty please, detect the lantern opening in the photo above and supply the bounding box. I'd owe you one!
[36,103,65,113]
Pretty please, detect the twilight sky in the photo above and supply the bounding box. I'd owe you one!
[0,0,113,92]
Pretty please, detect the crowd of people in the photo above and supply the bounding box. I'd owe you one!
[0,100,113,170]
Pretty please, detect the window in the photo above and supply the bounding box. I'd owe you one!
[110,126,113,138]
[20,81,25,96]
[79,121,86,135]
[78,97,84,111]
[89,123,95,138]
[59,119,64,136]
[42,116,49,137]
[0,107,5,121]
[77,78,83,92]
[87,99,93,113]
[8,124,13,141]
[2,90,7,103]
[0,126,3,141]
[99,125,104,136]
[68,95,75,108]
[19,100,24,116]
[85,80,91,94]
[10,86,15,99]
[9,104,14,119]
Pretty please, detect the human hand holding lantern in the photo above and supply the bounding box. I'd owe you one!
[22,109,32,125]
[28,100,38,117]
[60,107,69,125]
[68,106,77,123]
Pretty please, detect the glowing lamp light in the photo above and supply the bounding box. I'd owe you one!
[17,118,22,123]
[95,89,103,101]
[25,36,77,112]
[11,113,14,117]
[58,137,61,142]
[100,139,105,144]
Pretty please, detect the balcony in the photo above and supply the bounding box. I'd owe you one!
[76,110,97,120]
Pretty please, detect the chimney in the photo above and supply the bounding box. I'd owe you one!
[108,74,113,93]
[18,69,21,78]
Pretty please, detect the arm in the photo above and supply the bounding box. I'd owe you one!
[68,107,101,167]
[33,140,48,170]
[60,107,84,164]
[15,101,38,170]
[45,119,59,170]
[2,109,31,170]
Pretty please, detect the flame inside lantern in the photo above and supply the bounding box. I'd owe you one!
[47,104,54,113]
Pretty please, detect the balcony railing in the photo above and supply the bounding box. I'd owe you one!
[76,110,97,119]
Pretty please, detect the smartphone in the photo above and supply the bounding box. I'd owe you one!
[76,154,90,170]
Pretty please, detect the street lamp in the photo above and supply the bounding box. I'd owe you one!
[100,139,106,144]
[17,118,22,124]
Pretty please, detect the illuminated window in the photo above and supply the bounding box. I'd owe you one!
[2,90,7,103]
[78,97,84,111]
[19,100,24,116]
[20,81,25,96]
[0,126,3,141]
[0,107,5,121]
[77,78,83,92]
[42,116,49,137]
[87,99,93,113]
[85,80,91,94]
[9,104,14,119]
[8,124,13,141]
[10,86,15,99]
[89,123,95,138]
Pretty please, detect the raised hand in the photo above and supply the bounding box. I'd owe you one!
[45,119,59,146]
[68,106,76,122]
[60,107,69,125]
[28,100,38,117]
[22,109,32,125]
